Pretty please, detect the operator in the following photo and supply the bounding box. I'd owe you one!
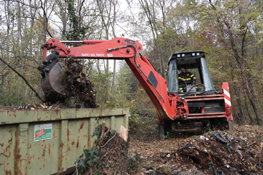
[178,67,196,92]
[178,67,196,84]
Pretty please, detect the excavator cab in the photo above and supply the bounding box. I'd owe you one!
[167,51,215,95]
[165,51,233,134]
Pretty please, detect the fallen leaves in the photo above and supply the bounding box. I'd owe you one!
[129,125,263,174]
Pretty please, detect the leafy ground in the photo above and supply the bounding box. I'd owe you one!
[128,123,263,175]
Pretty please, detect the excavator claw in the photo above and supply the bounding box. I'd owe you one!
[38,50,65,103]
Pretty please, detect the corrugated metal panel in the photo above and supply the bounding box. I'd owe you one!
[0,107,129,175]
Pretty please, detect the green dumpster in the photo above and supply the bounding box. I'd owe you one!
[0,107,129,175]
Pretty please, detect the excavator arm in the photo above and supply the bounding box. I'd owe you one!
[39,37,188,122]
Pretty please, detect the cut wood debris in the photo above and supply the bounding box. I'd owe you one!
[60,58,97,108]
[128,125,263,175]
[74,123,128,175]
[7,103,63,110]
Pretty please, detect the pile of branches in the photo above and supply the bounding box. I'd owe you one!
[74,123,128,175]
[9,103,62,110]
[62,58,97,108]
[175,132,263,174]
[146,129,263,175]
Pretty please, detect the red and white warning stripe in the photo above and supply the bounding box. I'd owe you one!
[223,89,231,106]
[222,82,231,106]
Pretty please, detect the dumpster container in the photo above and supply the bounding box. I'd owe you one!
[0,107,129,175]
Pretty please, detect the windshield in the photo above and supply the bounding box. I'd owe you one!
[200,57,214,91]
[167,60,178,93]
[168,57,214,94]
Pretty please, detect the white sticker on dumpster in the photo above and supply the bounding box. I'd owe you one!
[34,124,52,141]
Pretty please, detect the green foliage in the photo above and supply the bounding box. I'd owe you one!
[164,131,170,139]
[75,124,115,174]
[110,130,116,136]
[74,155,86,173]
[93,124,103,147]
[129,113,140,135]
[63,0,88,40]
[89,69,112,105]
[92,124,102,137]
[0,67,42,106]
[74,148,100,173]
[116,63,160,139]
[83,149,100,167]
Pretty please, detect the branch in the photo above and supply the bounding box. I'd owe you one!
[0,57,42,101]
[78,0,86,36]
[208,0,217,10]
[9,0,40,9]
[39,0,53,38]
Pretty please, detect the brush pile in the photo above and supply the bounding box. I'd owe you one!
[129,125,263,175]
[60,58,97,108]
[74,123,128,175]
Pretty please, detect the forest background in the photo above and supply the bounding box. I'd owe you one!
[0,0,263,126]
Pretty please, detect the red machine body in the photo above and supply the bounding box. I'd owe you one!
[40,37,233,138]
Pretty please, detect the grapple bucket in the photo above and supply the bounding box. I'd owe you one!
[38,51,66,103]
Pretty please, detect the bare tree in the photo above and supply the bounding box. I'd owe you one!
[138,0,168,76]
[96,0,119,100]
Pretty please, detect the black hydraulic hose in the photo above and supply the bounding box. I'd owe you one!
[124,44,138,67]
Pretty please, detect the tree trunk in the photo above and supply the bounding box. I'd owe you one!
[235,56,261,124]
[139,0,164,74]
[110,1,117,94]
[226,21,262,125]
[230,61,244,124]
[233,84,244,125]
[243,88,254,124]
[96,0,113,102]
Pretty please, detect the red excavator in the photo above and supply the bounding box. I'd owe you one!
[38,37,233,139]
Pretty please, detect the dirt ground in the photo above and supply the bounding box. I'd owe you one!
[128,124,263,175]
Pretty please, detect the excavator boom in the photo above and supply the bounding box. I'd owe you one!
[39,37,188,122]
